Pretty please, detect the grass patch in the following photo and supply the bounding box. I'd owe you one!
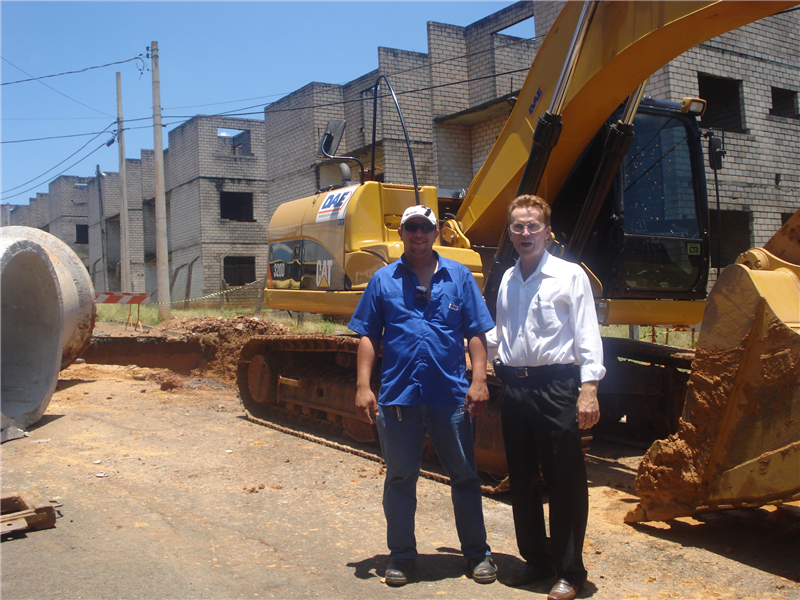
[96,305,354,335]
[98,306,692,347]
[600,324,696,349]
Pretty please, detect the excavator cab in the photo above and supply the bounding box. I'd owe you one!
[552,97,710,301]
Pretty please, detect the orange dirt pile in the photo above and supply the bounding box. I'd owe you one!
[153,316,292,382]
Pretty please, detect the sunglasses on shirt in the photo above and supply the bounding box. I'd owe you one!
[414,285,428,306]
[404,222,436,234]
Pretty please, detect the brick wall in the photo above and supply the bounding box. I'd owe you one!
[164,115,269,301]
[654,10,800,255]
[465,1,536,106]
[428,22,470,119]
[11,0,797,306]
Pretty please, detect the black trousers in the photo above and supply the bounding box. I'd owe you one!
[499,367,588,587]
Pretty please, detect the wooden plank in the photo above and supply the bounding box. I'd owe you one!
[1,489,57,533]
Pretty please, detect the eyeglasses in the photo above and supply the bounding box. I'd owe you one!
[509,222,546,234]
[404,222,436,234]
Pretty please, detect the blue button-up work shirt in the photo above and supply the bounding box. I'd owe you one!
[349,253,495,407]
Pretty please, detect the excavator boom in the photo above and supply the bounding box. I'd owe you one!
[458,0,798,246]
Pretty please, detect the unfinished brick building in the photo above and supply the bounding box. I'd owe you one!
[164,115,268,305]
[6,1,797,305]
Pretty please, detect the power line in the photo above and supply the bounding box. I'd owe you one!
[1,123,116,198]
[4,31,539,137]
[1,140,112,202]
[2,57,115,118]
[1,137,113,202]
[1,56,147,86]
[2,131,117,144]
[4,31,540,198]
[1,65,527,199]
[162,31,542,114]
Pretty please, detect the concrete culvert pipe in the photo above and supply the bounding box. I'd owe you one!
[1,227,96,442]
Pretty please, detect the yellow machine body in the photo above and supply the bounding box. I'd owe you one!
[245,2,800,517]
[266,182,484,316]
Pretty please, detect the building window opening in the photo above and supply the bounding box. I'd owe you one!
[496,16,534,39]
[75,223,89,245]
[218,128,252,156]
[709,209,751,269]
[220,191,254,222]
[223,256,256,286]
[697,73,745,133]
[769,87,798,119]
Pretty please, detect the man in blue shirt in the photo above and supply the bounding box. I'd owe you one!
[349,204,497,587]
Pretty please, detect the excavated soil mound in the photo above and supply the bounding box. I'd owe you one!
[152,316,292,382]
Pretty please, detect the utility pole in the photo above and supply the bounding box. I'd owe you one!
[116,72,131,293]
[150,41,171,320]
[96,165,108,289]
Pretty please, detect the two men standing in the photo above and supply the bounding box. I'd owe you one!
[350,197,604,600]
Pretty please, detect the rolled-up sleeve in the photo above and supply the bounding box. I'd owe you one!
[570,271,606,383]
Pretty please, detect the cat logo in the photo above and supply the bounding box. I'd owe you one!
[316,259,333,288]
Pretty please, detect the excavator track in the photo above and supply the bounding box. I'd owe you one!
[237,333,697,480]
[237,334,510,478]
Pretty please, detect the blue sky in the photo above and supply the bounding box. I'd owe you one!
[1,1,528,205]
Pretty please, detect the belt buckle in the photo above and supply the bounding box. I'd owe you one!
[514,367,528,378]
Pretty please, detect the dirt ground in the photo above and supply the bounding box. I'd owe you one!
[2,319,799,600]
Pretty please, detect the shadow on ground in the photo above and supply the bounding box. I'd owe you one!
[631,507,800,582]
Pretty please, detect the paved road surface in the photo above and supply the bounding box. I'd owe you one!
[2,363,798,600]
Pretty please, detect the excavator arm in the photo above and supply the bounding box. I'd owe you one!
[457,0,799,246]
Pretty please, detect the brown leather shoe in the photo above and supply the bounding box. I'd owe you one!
[547,578,578,600]
[503,563,556,587]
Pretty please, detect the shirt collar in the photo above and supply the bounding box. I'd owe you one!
[511,249,554,282]
[399,250,447,274]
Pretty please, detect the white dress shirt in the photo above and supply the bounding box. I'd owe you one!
[487,251,606,384]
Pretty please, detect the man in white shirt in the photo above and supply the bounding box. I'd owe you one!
[487,195,605,600]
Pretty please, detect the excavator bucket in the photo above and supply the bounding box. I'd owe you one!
[627,214,800,522]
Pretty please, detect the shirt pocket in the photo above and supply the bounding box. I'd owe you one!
[432,294,463,328]
[528,299,560,333]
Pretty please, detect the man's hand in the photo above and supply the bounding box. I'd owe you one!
[576,380,600,430]
[355,386,379,424]
[355,336,380,424]
[465,333,490,417]
[465,380,490,417]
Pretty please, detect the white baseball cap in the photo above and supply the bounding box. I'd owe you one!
[400,205,437,227]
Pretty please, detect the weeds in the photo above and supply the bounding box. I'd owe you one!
[98,306,692,347]
[96,304,355,335]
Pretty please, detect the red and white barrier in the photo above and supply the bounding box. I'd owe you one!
[95,293,148,304]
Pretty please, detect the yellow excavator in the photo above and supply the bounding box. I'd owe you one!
[238,1,800,520]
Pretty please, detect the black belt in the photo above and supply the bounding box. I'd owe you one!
[493,360,577,380]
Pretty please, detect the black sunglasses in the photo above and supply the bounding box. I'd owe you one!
[404,222,436,234]
[414,285,429,306]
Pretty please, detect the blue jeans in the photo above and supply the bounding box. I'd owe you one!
[376,403,491,561]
